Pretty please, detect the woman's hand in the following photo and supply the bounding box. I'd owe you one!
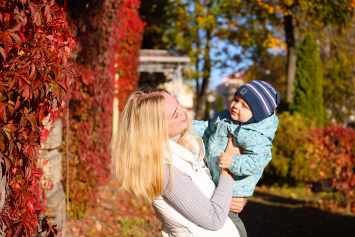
[230,197,247,213]
[221,168,233,178]
[221,135,242,179]
[225,135,243,156]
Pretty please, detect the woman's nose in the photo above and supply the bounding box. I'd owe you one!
[179,106,187,114]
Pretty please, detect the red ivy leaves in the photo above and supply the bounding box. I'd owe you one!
[115,0,145,110]
[61,0,144,218]
[0,0,75,235]
[306,125,355,212]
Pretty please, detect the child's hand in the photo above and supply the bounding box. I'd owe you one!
[219,152,233,169]
[225,134,243,155]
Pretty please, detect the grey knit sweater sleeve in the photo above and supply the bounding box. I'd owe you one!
[163,165,234,231]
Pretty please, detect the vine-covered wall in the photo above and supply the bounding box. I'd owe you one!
[0,0,75,235]
[62,0,144,218]
[115,0,145,110]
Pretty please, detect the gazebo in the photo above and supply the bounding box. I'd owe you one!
[138,49,191,101]
[112,50,192,136]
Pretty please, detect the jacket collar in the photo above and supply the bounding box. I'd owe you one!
[167,135,205,165]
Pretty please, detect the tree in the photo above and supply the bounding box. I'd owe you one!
[243,53,290,113]
[139,0,170,88]
[243,53,287,101]
[253,0,354,103]
[216,96,224,114]
[163,0,273,119]
[163,0,215,119]
[140,0,170,50]
[292,31,325,126]
[318,18,355,123]
[203,99,211,120]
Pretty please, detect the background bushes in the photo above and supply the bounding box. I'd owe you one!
[262,112,315,186]
[262,112,355,213]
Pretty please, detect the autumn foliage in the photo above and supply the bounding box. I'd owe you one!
[305,125,355,213]
[0,0,75,235]
[115,0,145,109]
[62,0,144,218]
[265,112,355,213]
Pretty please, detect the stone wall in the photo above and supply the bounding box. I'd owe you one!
[0,158,6,215]
[39,118,66,236]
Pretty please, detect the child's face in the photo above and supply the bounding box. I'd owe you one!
[229,95,253,123]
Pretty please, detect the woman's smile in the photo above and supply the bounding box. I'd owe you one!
[182,114,188,123]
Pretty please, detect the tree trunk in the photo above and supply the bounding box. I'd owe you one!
[194,29,211,120]
[284,13,297,103]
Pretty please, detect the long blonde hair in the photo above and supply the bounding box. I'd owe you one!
[111,87,190,202]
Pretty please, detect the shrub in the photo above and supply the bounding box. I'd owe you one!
[0,0,75,235]
[305,125,355,213]
[261,112,316,185]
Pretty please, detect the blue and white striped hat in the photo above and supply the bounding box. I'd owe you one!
[234,80,281,123]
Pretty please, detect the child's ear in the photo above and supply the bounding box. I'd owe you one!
[275,92,281,106]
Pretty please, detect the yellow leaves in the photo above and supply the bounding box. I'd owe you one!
[282,0,296,7]
[351,0,355,9]
[18,50,25,56]
[196,16,204,25]
[268,6,275,14]
[207,15,215,22]
[264,36,287,53]
[283,9,293,16]
[196,15,215,28]
[256,0,294,15]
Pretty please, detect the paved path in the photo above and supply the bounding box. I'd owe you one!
[240,191,355,237]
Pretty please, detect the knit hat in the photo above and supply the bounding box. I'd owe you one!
[234,80,281,123]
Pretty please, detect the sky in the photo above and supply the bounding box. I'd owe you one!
[208,40,252,90]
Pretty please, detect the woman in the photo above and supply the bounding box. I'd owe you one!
[112,88,245,236]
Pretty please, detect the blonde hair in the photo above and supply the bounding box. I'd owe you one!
[111,87,190,202]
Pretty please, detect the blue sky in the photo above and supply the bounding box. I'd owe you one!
[208,40,252,90]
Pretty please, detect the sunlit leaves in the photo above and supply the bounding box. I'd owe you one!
[306,125,355,212]
[267,112,355,213]
[63,0,143,218]
[0,0,75,235]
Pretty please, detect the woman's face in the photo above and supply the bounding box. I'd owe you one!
[163,92,189,137]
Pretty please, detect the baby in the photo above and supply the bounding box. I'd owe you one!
[192,80,280,237]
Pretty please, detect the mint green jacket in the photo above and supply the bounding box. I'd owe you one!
[191,110,279,197]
